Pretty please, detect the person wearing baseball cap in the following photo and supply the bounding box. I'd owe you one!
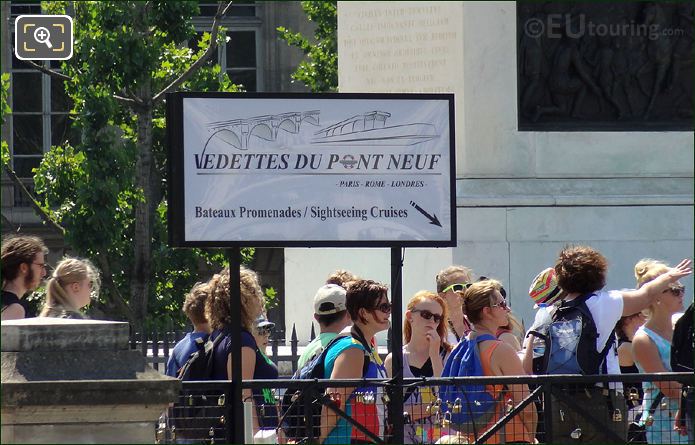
[297,283,352,368]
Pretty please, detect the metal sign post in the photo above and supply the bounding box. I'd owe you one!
[227,247,244,444]
[389,247,404,444]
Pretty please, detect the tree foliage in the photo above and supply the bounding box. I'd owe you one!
[14,1,253,329]
[1,73,10,167]
[277,1,337,92]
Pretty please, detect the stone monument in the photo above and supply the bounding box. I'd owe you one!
[282,1,692,334]
[1,318,180,444]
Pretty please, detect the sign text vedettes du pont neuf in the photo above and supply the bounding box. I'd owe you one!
[194,152,442,171]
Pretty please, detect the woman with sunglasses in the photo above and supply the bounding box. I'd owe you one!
[319,279,390,444]
[632,259,689,444]
[478,278,523,352]
[384,291,453,443]
[250,314,281,434]
[457,279,536,444]
[436,266,475,345]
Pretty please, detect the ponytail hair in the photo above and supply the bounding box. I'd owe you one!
[40,257,100,315]
[462,279,502,324]
[633,258,669,318]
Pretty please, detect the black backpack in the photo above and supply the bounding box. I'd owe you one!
[671,303,694,372]
[530,293,613,375]
[177,333,220,381]
[280,333,370,441]
[171,332,226,441]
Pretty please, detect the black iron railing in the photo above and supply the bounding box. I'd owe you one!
[156,372,694,444]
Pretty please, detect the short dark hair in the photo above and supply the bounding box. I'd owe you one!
[554,245,607,295]
[346,279,388,324]
[1,235,48,282]
[316,309,347,327]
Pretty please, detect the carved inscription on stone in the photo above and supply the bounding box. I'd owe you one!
[339,3,461,93]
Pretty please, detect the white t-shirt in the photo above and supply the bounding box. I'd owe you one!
[580,289,624,390]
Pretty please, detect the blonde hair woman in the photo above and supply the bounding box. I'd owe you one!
[385,291,453,443]
[436,265,474,344]
[39,257,100,319]
[632,259,688,444]
[444,279,536,444]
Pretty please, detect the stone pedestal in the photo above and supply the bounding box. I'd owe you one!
[1,318,180,444]
[282,1,693,331]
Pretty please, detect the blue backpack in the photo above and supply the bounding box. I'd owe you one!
[440,334,503,435]
[529,293,613,375]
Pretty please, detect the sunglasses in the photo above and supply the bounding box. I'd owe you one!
[477,276,507,298]
[442,283,472,293]
[664,285,685,297]
[490,299,509,310]
[256,326,273,336]
[373,301,392,314]
[411,309,443,324]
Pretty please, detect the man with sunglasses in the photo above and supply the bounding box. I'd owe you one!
[436,265,474,345]
[1,234,48,320]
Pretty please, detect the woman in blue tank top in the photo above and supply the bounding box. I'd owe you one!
[632,259,689,444]
[319,279,390,444]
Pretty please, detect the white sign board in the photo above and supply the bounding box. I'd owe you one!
[168,93,455,247]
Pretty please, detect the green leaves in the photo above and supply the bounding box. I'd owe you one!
[1,73,10,166]
[277,1,337,93]
[29,1,240,327]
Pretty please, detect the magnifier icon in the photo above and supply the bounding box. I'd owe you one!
[33,26,53,49]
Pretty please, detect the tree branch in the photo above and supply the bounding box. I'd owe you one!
[23,60,71,81]
[151,1,233,105]
[94,252,137,326]
[1,212,16,231]
[113,94,142,107]
[2,163,66,235]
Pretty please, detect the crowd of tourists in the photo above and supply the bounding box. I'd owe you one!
[2,234,693,444]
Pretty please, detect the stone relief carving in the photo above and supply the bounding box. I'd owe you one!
[517,2,693,130]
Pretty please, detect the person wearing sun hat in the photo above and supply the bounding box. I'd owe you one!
[521,267,566,375]
[528,267,566,308]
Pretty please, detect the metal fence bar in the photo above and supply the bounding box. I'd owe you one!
[543,380,553,444]
[163,373,690,444]
[152,327,159,372]
[131,325,380,376]
[290,324,298,374]
[475,385,541,444]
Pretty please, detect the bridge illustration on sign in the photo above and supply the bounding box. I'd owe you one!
[312,111,438,146]
[203,111,321,151]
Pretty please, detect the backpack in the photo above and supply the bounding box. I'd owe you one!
[177,332,220,381]
[671,303,694,372]
[280,333,370,441]
[440,334,504,436]
[530,293,613,375]
[170,332,225,440]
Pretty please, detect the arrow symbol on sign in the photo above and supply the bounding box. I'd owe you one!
[410,201,442,227]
